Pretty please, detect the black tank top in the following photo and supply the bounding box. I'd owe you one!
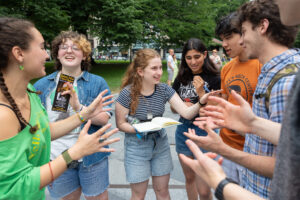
[0,103,26,130]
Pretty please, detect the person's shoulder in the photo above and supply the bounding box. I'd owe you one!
[157,83,174,93]
[158,82,170,89]
[0,105,20,141]
[119,85,131,94]
[221,59,236,75]
[34,72,56,87]
[87,72,105,81]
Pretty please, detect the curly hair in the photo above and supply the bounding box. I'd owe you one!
[177,38,219,85]
[238,0,299,48]
[121,49,160,114]
[51,31,92,71]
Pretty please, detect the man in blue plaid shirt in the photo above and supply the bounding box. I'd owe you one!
[181,0,300,199]
[184,0,300,199]
[238,0,300,198]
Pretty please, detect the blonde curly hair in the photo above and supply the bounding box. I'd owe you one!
[52,31,92,71]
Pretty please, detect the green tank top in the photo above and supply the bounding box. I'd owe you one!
[0,84,51,200]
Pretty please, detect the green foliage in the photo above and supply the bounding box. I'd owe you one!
[140,0,216,48]
[0,0,248,48]
[0,0,70,44]
[294,30,300,48]
[92,0,144,49]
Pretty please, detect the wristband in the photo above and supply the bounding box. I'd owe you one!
[215,177,238,200]
[198,101,207,107]
[133,127,143,139]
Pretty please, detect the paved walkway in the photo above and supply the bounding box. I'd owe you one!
[46,94,217,199]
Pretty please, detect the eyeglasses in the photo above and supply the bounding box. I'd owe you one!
[59,44,81,52]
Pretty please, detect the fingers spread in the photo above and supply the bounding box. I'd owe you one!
[98,137,120,148]
[95,123,112,137]
[185,140,203,161]
[102,99,114,107]
[99,89,108,97]
[81,120,92,135]
[231,90,247,106]
[99,128,119,139]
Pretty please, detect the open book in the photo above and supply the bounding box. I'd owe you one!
[133,117,182,132]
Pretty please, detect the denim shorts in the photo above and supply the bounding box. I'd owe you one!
[48,157,109,198]
[124,129,173,183]
[175,117,208,156]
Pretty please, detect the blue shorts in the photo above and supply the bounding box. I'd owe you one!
[48,157,109,198]
[124,129,173,183]
[176,117,208,156]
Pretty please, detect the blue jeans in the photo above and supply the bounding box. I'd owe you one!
[48,157,109,198]
[175,117,208,156]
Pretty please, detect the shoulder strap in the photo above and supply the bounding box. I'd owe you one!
[0,103,26,130]
[262,63,299,114]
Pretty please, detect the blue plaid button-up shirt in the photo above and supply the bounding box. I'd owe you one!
[242,49,300,198]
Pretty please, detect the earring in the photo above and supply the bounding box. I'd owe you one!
[19,65,24,70]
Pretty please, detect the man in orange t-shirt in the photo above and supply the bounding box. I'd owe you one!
[215,12,262,183]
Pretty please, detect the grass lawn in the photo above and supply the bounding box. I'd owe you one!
[33,61,169,93]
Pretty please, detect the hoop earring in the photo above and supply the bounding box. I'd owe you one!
[19,65,24,71]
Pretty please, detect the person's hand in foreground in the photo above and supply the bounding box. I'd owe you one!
[179,139,225,189]
[202,90,256,133]
[69,120,120,160]
[184,124,224,154]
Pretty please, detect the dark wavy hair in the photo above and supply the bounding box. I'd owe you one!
[51,31,92,71]
[177,38,219,85]
[238,0,299,48]
[0,17,39,133]
[215,12,241,38]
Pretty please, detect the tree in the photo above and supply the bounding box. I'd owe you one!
[140,0,216,48]
[0,0,70,44]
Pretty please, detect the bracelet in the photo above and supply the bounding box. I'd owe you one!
[215,177,238,200]
[76,112,86,123]
[198,101,207,107]
[48,162,54,183]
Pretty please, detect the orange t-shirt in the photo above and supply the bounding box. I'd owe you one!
[220,57,262,150]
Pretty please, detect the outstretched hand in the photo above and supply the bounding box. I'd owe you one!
[69,120,120,160]
[183,125,225,154]
[203,90,256,133]
[194,116,221,130]
[179,140,226,189]
[199,89,223,106]
[81,89,113,120]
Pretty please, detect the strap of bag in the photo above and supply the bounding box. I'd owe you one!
[257,63,299,114]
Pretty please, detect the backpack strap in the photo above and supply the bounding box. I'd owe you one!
[261,63,299,114]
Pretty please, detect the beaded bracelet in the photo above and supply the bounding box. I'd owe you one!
[76,112,86,123]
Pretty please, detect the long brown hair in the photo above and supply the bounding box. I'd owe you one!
[121,49,160,114]
[0,17,38,133]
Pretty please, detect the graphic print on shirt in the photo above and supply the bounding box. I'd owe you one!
[225,73,255,102]
[28,109,49,161]
[177,81,209,104]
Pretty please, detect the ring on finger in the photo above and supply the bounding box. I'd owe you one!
[99,138,107,143]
